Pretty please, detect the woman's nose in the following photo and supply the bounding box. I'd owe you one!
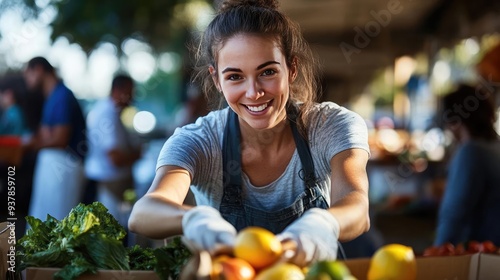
[246,82,264,100]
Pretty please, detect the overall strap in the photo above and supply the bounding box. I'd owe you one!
[221,109,243,204]
[288,105,318,188]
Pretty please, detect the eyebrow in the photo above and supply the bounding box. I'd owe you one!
[221,61,280,74]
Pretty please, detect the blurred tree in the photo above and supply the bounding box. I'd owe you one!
[5,0,212,53]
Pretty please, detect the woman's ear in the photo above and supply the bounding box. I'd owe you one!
[289,57,298,83]
[209,65,221,92]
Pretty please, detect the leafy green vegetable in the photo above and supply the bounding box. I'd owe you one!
[127,238,192,279]
[20,245,71,268]
[128,245,156,271]
[20,215,59,255]
[18,202,192,280]
[55,202,126,241]
[154,237,192,280]
[18,202,129,280]
[53,255,96,280]
[82,233,129,271]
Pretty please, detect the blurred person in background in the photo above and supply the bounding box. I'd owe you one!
[0,76,28,136]
[0,74,42,239]
[85,74,141,227]
[435,84,500,246]
[24,56,87,222]
[169,86,210,134]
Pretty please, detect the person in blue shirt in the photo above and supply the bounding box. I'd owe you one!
[0,77,27,136]
[24,57,87,221]
[435,84,500,246]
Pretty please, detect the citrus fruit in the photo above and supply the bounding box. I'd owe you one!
[254,262,305,280]
[367,244,416,280]
[305,260,354,280]
[234,227,283,269]
[212,257,255,280]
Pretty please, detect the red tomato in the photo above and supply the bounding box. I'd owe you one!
[438,243,455,256]
[455,243,465,255]
[423,246,439,257]
[467,241,483,253]
[481,241,498,254]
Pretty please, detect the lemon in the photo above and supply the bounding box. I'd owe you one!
[255,262,305,280]
[367,244,417,280]
[305,260,354,280]
[234,227,283,269]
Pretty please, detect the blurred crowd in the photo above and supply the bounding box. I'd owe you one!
[0,56,205,244]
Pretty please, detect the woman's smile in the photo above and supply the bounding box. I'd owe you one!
[243,99,273,114]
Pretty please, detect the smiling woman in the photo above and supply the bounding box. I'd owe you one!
[129,0,371,267]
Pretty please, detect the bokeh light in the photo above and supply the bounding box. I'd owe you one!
[133,111,157,134]
[127,51,156,83]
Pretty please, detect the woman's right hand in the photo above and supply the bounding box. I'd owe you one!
[182,205,237,251]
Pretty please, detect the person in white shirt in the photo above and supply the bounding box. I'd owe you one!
[85,74,141,225]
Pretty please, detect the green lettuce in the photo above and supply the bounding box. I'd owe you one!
[128,245,156,271]
[18,202,129,280]
[154,237,192,280]
[17,202,191,280]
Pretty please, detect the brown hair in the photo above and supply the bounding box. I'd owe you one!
[441,84,498,141]
[193,0,319,134]
[27,56,55,73]
[111,74,134,91]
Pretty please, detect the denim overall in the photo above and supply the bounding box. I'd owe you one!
[219,106,329,234]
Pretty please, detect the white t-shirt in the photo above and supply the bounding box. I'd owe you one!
[85,98,137,181]
[156,102,370,211]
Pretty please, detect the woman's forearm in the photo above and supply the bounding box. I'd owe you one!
[128,193,192,239]
[329,190,370,242]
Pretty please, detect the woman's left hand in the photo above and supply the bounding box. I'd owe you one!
[277,208,340,267]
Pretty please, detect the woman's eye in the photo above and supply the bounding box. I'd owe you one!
[262,69,276,76]
[227,74,241,81]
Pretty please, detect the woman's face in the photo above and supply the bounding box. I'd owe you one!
[211,34,296,130]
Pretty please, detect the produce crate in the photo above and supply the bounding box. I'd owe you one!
[0,136,23,165]
[1,222,13,277]
[24,267,160,280]
[343,253,500,280]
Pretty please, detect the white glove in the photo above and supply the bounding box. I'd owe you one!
[182,205,237,251]
[277,208,340,267]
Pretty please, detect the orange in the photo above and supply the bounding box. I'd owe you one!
[212,257,255,280]
[234,227,283,269]
[367,244,416,280]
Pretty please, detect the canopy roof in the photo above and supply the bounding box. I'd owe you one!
[278,0,500,102]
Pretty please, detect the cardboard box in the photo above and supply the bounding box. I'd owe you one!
[1,222,11,277]
[344,253,500,280]
[23,253,500,280]
[0,136,23,165]
[24,267,160,280]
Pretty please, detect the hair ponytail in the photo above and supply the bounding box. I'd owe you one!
[219,0,279,13]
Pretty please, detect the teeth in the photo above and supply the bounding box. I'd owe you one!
[247,102,269,112]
